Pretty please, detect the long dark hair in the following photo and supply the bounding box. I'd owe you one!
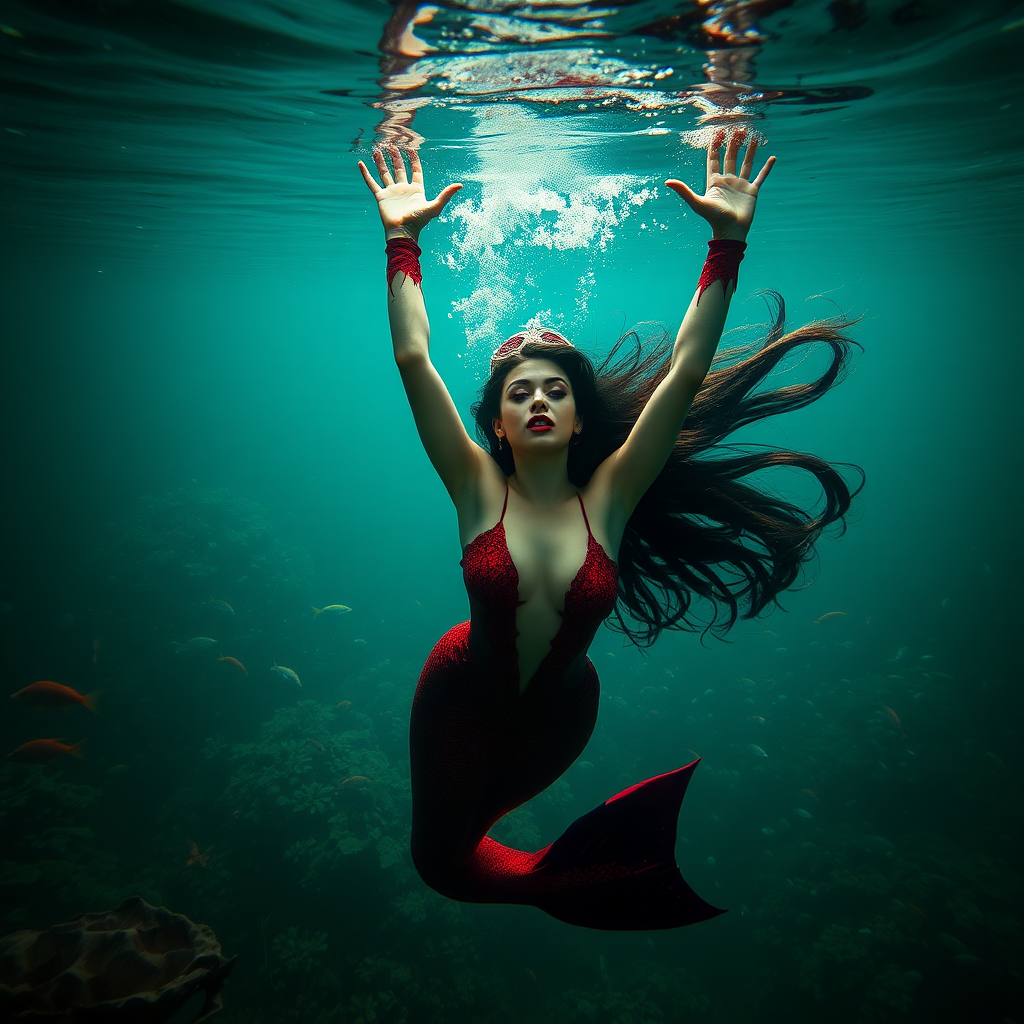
[470,293,864,648]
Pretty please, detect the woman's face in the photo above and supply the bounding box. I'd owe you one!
[494,357,580,453]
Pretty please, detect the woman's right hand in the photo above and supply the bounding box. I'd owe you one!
[358,145,463,241]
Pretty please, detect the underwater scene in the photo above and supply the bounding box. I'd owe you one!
[1,0,1022,1021]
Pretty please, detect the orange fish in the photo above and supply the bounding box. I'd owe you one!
[800,789,819,802]
[186,840,212,868]
[335,700,352,710]
[11,681,99,713]
[340,775,370,789]
[814,611,847,624]
[218,656,249,676]
[882,705,907,739]
[7,738,84,763]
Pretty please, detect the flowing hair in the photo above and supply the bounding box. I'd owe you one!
[470,293,864,648]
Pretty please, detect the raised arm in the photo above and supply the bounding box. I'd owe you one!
[598,130,776,517]
[358,147,486,506]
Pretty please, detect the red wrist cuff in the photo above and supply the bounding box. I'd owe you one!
[697,238,746,303]
[385,237,423,297]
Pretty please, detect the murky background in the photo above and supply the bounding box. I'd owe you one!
[2,0,1022,1021]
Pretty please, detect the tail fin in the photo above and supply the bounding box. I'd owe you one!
[82,691,101,713]
[532,760,726,930]
[67,740,86,759]
[311,606,322,617]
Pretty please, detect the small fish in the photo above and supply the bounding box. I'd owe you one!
[106,764,129,776]
[640,686,659,695]
[800,789,819,802]
[175,637,218,653]
[208,597,235,615]
[737,677,756,686]
[7,738,84,763]
[746,715,766,723]
[893,646,908,661]
[703,688,715,697]
[882,705,907,739]
[218,656,248,676]
[353,639,367,646]
[794,808,813,819]
[186,840,212,868]
[705,856,716,867]
[271,663,301,687]
[524,968,538,983]
[306,738,325,752]
[748,744,768,758]
[761,827,776,836]
[814,611,847,624]
[339,775,370,789]
[312,604,352,617]
[11,681,99,713]
[335,700,352,710]
[686,748,701,759]
[576,760,594,769]
[761,629,780,639]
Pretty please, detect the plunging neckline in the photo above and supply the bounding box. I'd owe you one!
[461,487,617,697]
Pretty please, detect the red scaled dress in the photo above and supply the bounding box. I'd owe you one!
[409,483,723,930]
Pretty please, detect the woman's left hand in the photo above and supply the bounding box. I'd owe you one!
[665,130,775,241]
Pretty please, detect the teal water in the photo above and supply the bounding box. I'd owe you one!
[1,0,1022,1021]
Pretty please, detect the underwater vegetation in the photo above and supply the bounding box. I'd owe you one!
[221,700,408,885]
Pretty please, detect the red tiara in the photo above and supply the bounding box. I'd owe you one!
[492,327,573,363]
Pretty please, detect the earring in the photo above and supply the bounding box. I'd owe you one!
[498,434,503,450]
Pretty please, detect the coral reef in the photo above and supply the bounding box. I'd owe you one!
[0,896,235,1023]
[223,701,409,885]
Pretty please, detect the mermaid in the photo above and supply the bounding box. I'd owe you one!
[358,133,860,930]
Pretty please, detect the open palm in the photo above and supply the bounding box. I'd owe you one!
[358,145,462,239]
[666,131,775,240]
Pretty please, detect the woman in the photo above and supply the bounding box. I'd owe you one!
[358,134,859,931]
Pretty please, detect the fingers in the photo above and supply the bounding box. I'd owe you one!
[738,136,758,180]
[372,146,395,188]
[751,154,777,189]
[665,179,704,214]
[408,148,424,186]
[429,182,463,216]
[707,131,725,181]
[357,160,381,196]
[723,131,744,176]
[389,145,408,184]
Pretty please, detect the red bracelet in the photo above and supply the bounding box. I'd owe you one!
[697,238,746,303]
[385,236,423,297]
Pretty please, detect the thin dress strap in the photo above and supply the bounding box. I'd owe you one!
[576,492,594,538]
[498,483,510,524]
